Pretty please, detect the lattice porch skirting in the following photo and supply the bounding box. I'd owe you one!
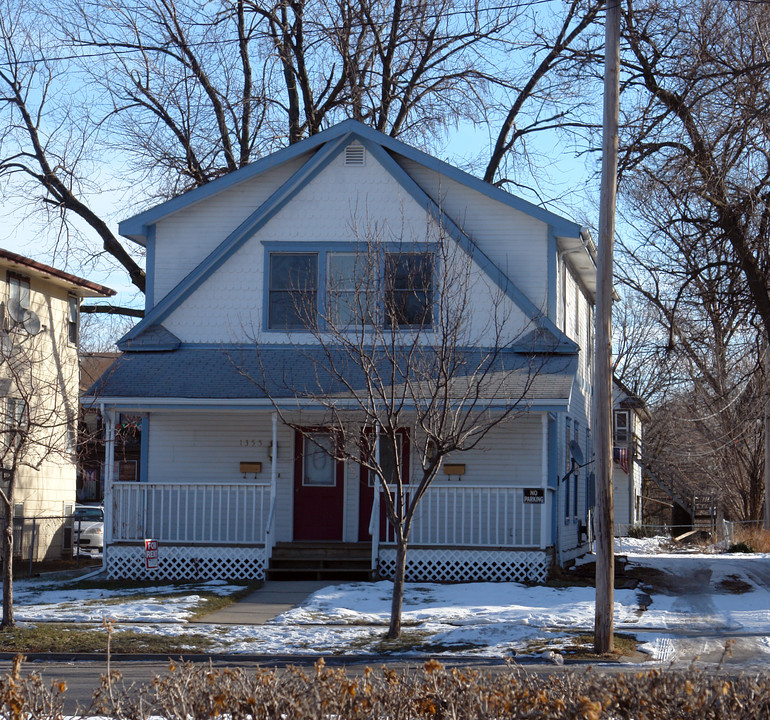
[107,545,266,581]
[378,547,549,583]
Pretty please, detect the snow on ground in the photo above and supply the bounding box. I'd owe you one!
[614,535,671,555]
[6,548,770,663]
[10,578,243,623]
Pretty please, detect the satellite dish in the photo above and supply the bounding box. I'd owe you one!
[7,298,23,324]
[569,439,585,466]
[7,298,41,335]
[23,311,40,336]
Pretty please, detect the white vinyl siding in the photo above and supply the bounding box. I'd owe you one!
[152,154,311,304]
[394,157,550,311]
[164,154,530,345]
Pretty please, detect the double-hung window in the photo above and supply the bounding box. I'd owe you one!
[8,274,30,313]
[327,253,375,327]
[384,252,433,327]
[268,253,318,329]
[68,295,79,345]
[613,410,630,446]
[5,398,26,452]
[267,248,433,330]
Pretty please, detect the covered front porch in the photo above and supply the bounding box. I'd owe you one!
[100,407,556,584]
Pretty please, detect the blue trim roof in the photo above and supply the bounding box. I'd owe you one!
[87,346,578,403]
[119,324,181,352]
[119,120,582,244]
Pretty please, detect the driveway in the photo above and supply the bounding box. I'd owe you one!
[620,553,770,666]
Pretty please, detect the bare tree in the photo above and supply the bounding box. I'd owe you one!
[614,206,766,521]
[245,219,561,638]
[483,0,603,192]
[610,0,770,522]
[0,0,146,296]
[618,0,770,342]
[0,311,79,627]
[2,0,605,308]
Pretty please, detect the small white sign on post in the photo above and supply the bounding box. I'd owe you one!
[144,539,159,570]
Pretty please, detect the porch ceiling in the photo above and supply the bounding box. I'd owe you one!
[84,347,577,408]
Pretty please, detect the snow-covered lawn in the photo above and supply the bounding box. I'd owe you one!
[6,537,770,664]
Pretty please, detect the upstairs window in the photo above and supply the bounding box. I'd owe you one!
[268,253,318,329]
[8,274,30,311]
[384,252,433,327]
[327,253,375,327]
[613,410,630,446]
[68,295,79,345]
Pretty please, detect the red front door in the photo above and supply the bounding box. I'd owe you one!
[293,430,345,541]
[358,428,410,541]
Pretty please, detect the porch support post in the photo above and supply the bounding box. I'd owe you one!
[102,407,116,570]
[266,412,278,560]
[540,413,549,550]
[370,423,381,573]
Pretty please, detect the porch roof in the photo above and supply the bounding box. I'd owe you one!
[85,346,577,410]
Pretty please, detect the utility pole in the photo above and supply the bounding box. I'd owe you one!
[763,348,770,530]
[594,0,621,655]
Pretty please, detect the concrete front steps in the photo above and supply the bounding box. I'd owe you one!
[266,541,373,581]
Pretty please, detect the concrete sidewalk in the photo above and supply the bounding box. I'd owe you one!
[191,580,336,625]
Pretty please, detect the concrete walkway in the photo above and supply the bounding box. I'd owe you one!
[192,580,335,625]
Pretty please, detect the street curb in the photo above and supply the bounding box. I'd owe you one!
[0,652,619,667]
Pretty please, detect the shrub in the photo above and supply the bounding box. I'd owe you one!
[6,656,770,720]
[727,541,755,553]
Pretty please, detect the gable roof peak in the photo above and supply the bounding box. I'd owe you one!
[119,119,582,245]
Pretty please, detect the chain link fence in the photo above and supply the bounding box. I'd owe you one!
[614,520,738,550]
[11,513,102,572]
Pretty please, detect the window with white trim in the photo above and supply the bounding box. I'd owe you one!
[573,421,579,517]
[8,273,30,311]
[564,418,571,521]
[613,410,630,446]
[68,295,79,345]
[266,248,433,330]
[303,433,336,486]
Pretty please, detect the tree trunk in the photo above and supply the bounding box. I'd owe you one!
[387,538,407,639]
[2,498,14,628]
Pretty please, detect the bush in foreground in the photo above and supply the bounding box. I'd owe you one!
[3,656,770,719]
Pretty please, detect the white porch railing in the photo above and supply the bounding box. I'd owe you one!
[112,482,271,545]
[381,484,541,547]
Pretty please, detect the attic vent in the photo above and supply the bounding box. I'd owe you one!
[345,144,365,166]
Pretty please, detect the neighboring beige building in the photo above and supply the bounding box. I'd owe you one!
[0,249,114,560]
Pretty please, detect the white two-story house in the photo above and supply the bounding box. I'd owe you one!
[86,121,597,582]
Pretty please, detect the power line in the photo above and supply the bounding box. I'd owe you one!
[0,0,566,69]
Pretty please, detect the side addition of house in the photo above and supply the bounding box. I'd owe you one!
[86,121,597,582]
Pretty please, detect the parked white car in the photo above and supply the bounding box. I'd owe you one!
[72,504,104,557]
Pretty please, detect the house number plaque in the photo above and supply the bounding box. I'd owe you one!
[523,488,545,504]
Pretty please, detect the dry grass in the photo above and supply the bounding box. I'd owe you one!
[732,525,770,553]
[0,624,215,654]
